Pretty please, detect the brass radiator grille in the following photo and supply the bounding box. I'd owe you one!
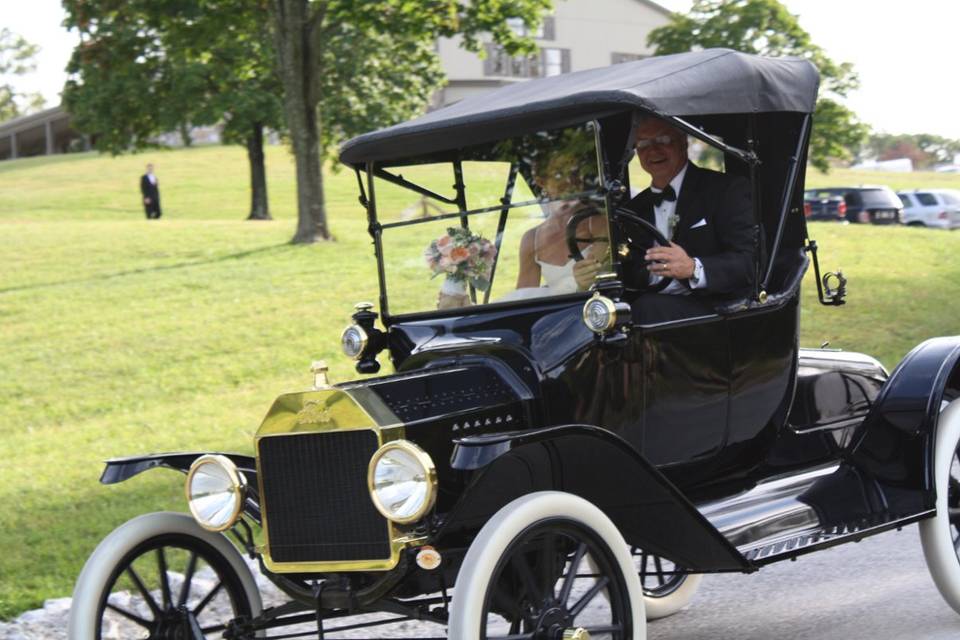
[258,430,390,563]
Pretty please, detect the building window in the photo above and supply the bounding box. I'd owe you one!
[612,52,648,64]
[485,44,570,78]
[506,15,555,39]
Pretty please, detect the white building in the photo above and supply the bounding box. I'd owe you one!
[434,0,673,107]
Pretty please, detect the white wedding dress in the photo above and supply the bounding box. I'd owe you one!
[497,246,591,302]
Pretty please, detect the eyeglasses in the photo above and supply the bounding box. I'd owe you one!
[635,134,674,150]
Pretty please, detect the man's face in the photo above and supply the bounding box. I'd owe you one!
[146,164,154,174]
[634,119,687,188]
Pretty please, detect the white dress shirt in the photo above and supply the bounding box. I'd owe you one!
[649,163,707,293]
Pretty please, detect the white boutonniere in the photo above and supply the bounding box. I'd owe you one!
[667,212,679,238]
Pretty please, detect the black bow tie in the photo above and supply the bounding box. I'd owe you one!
[651,185,676,207]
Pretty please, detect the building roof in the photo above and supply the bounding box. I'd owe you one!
[0,104,68,136]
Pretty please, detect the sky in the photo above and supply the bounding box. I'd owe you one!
[3,0,960,138]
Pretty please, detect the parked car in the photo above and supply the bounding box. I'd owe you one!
[809,186,902,224]
[68,49,960,639]
[897,189,960,229]
[803,189,847,221]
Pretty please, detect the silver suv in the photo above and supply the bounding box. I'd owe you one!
[897,189,960,229]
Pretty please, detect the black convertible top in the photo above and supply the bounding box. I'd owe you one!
[339,48,820,166]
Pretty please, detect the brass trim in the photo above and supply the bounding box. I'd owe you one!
[254,388,411,573]
[341,324,369,360]
[185,454,245,532]
[758,290,769,304]
[582,292,617,334]
[367,440,438,525]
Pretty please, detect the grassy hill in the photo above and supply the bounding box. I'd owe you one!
[1,146,959,617]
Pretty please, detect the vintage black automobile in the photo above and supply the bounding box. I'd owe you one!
[69,49,960,640]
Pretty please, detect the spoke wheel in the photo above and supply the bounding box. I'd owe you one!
[633,549,686,599]
[628,548,701,620]
[449,491,644,640]
[920,399,960,615]
[69,512,262,640]
[95,534,252,639]
[482,519,630,639]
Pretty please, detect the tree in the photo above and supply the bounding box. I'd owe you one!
[647,0,867,172]
[0,28,45,121]
[63,0,284,219]
[862,132,960,170]
[268,0,553,244]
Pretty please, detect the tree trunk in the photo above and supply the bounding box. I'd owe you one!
[270,0,331,244]
[246,122,271,220]
[179,122,192,147]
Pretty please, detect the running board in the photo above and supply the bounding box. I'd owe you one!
[739,511,932,564]
[696,463,934,566]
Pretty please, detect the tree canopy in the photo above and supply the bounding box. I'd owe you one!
[63,0,285,218]
[648,0,867,172]
[862,132,960,170]
[0,28,45,122]
[268,0,553,243]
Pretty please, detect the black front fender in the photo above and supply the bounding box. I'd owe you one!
[100,452,260,522]
[440,425,752,573]
[100,451,258,485]
[850,336,960,514]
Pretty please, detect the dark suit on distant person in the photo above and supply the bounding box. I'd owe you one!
[140,169,162,219]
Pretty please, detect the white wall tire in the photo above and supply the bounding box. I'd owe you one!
[920,398,960,615]
[634,550,703,620]
[448,491,646,639]
[68,511,262,639]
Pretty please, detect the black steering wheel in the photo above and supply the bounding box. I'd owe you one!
[565,206,673,292]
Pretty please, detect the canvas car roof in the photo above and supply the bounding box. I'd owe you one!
[339,48,820,166]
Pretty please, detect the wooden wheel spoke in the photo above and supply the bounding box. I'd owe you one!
[570,576,610,617]
[156,547,172,610]
[125,566,161,617]
[192,580,224,617]
[582,624,624,633]
[653,555,665,586]
[178,550,199,608]
[558,543,587,606]
[491,583,523,620]
[539,533,558,600]
[512,550,545,604]
[104,602,154,629]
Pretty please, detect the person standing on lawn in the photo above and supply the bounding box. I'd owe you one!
[140,163,162,219]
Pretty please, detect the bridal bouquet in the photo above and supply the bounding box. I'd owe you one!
[424,227,497,292]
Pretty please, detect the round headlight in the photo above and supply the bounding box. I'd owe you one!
[582,294,616,333]
[185,455,245,531]
[341,324,368,360]
[367,440,437,524]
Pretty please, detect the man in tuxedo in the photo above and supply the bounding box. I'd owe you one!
[140,163,162,219]
[576,115,754,323]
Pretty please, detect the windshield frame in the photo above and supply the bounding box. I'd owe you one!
[363,119,610,322]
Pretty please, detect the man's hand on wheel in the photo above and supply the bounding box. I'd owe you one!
[645,243,695,280]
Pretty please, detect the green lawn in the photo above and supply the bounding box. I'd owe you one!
[1,147,959,618]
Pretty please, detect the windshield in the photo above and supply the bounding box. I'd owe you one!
[372,122,611,316]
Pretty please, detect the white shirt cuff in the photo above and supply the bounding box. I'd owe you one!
[690,258,707,289]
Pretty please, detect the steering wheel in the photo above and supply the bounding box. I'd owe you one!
[565,206,673,292]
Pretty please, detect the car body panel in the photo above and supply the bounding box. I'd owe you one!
[897,190,960,229]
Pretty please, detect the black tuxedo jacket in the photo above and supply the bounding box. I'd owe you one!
[623,163,755,298]
[140,174,160,202]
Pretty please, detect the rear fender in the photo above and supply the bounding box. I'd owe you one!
[100,452,260,522]
[440,425,752,572]
[849,337,960,515]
